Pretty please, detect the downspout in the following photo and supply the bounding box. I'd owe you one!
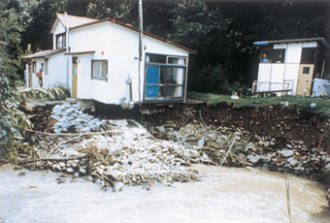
[65,12,70,91]
[138,0,143,104]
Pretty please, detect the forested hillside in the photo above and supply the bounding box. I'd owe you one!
[2,0,330,93]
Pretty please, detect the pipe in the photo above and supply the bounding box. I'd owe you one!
[65,12,70,91]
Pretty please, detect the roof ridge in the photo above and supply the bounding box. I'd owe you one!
[56,13,98,21]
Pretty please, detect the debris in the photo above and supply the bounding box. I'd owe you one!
[51,103,111,133]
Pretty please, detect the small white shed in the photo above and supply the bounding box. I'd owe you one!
[22,13,194,105]
[253,37,330,96]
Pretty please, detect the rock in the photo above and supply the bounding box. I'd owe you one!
[157,126,166,134]
[52,164,61,171]
[244,143,255,153]
[207,132,217,141]
[247,155,261,165]
[325,163,330,173]
[197,138,205,147]
[66,167,74,173]
[113,182,124,192]
[263,141,270,148]
[287,157,299,167]
[18,171,26,176]
[278,149,294,157]
[79,167,87,175]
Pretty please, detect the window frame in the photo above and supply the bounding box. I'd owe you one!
[91,59,108,81]
[56,32,66,49]
[144,53,187,101]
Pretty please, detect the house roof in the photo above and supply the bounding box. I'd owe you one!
[54,13,98,30]
[254,37,329,46]
[21,48,65,59]
[61,14,195,53]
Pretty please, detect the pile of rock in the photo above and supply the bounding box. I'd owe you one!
[23,120,199,190]
[51,103,110,133]
[150,122,330,179]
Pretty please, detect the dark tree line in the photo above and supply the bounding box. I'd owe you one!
[4,0,330,93]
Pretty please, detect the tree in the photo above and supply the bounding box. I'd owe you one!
[86,0,136,23]
[0,0,24,160]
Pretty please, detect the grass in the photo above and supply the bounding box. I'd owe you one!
[188,92,330,115]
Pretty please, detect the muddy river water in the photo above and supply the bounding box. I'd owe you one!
[0,164,329,223]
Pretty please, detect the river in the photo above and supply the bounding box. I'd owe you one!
[0,164,329,223]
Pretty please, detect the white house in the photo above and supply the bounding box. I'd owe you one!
[22,13,194,105]
[253,37,330,96]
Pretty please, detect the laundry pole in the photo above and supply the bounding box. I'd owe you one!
[138,0,143,104]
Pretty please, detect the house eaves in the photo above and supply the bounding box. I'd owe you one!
[21,49,66,59]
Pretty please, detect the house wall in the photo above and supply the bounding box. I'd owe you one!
[43,53,67,88]
[68,22,189,105]
[52,21,66,49]
[28,59,43,88]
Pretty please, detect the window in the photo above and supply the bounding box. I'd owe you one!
[301,48,316,64]
[260,47,285,63]
[91,60,108,81]
[56,33,66,49]
[32,62,36,73]
[272,49,285,63]
[145,54,186,100]
[303,67,310,74]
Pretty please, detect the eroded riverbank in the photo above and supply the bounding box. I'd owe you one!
[0,164,329,223]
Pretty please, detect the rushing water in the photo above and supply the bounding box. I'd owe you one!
[0,164,329,223]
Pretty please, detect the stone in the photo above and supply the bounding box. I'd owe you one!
[325,163,330,173]
[79,167,87,175]
[247,155,261,164]
[52,164,61,171]
[66,167,74,174]
[263,141,270,148]
[278,149,294,157]
[287,157,299,167]
[197,138,205,148]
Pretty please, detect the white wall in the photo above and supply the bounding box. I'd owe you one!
[52,21,66,49]
[285,43,302,64]
[69,21,189,104]
[43,52,68,88]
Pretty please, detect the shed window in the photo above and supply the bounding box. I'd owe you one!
[91,60,108,81]
[301,48,316,64]
[260,47,285,63]
[56,33,66,49]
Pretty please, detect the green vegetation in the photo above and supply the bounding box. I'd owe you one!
[188,92,330,115]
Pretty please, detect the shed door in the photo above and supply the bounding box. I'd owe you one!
[145,65,160,98]
[72,57,78,98]
[296,64,314,96]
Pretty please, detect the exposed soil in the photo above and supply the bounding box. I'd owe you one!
[142,103,330,153]
[23,101,330,153]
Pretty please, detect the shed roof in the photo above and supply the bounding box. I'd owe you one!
[21,48,65,59]
[254,37,329,47]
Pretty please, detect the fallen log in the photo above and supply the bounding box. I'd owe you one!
[18,155,88,165]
